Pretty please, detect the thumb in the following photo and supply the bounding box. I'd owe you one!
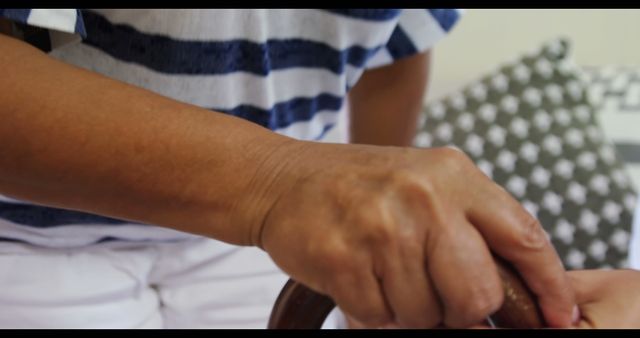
[567,270,605,305]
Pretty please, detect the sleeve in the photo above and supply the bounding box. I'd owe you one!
[365,9,463,70]
[0,9,86,50]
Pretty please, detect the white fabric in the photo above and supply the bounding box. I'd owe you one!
[0,219,196,248]
[0,237,343,328]
[364,9,462,70]
[49,43,348,112]
[0,195,22,204]
[629,198,640,270]
[94,9,393,49]
[26,9,81,49]
[365,48,394,71]
[26,9,77,34]
[275,110,342,141]
[397,9,446,55]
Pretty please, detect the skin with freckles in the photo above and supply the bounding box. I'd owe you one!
[0,27,576,328]
[260,142,574,328]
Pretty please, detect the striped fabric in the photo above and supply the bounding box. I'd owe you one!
[0,9,461,247]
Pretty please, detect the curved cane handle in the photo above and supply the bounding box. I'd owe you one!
[268,257,545,329]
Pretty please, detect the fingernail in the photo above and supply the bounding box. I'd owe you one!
[572,305,581,325]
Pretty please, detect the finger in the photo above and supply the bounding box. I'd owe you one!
[466,175,576,328]
[376,234,442,328]
[567,270,603,305]
[328,262,393,328]
[567,269,639,303]
[426,214,504,328]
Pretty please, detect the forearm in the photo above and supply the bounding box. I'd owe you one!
[348,51,430,147]
[0,34,298,246]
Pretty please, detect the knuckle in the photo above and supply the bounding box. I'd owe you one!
[358,193,390,222]
[433,146,473,170]
[389,168,441,218]
[388,167,420,187]
[416,173,438,198]
[515,211,549,251]
[367,223,396,247]
[313,243,352,273]
[355,196,397,245]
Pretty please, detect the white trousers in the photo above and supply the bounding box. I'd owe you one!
[0,236,343,328]
[8,198,637,329]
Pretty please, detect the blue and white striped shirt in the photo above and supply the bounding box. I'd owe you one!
[0,8,461,247]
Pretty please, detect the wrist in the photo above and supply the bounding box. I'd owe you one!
[229,135,315,248]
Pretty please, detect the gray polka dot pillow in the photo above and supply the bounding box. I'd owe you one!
[415,38,637,269]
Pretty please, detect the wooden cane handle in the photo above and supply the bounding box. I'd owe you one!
[267,257,545,329]
[488,256,545,328]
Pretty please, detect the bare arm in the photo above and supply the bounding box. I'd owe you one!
[0,33,297,245]
[348,51,430,147]
[0,31,576,328]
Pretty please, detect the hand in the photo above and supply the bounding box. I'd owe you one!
[569,269,640,328]
[252,141,576,328]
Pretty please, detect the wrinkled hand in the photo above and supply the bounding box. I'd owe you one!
[569,269,640,328]
[253,141,575,328]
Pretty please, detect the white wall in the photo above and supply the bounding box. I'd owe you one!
[428,9,640,102]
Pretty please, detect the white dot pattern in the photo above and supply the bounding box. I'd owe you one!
[417,38,636,269]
